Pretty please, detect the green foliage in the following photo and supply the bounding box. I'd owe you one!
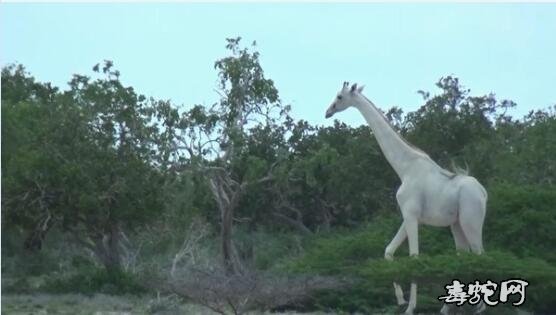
[492,107,556,185]
[2,242,63,279]
[287,213,456,275]
[287,225,556,313]
[0,64,59,105]
[359,251,556,283]
[404,76,514,182]
[244,229,305,271]
[215,38,279,120]
[42,267,146,295]
[266,122,399,231]
[1,63,172,270]
[286,215,398,274]
[285,182,556,313]
[485,182,556,262]
[325,252,556,313]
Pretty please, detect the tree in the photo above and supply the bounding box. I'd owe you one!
[403,76,515,182]
[2,64,61,250]
[492,106,556,185]
[2,62,172,271]
[268,121,398,231]
[171,38,292,274]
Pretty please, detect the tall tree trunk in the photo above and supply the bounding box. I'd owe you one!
[104,222,122,272]
[90,223,122,272]
[221,204,235,275]
[24,211,53,251]
[209,173,241,275]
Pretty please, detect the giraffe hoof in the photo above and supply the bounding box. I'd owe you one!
[385,253,394,261]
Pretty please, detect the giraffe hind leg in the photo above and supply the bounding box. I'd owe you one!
[451,222,470,252]
[458,185,486,255]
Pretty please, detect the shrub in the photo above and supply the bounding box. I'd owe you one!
[485,182,556,262]
[287,213,457,275]
[42,267,146,295]
[285,208,556,313]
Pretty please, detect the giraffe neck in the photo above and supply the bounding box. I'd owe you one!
[353,94,429,179]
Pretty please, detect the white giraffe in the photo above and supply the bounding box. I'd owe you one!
[325,82,487,258]
[325,82,488,314]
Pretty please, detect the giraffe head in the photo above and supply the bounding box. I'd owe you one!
[325,82,364,118]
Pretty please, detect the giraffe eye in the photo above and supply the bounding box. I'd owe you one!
[337,95,342,100]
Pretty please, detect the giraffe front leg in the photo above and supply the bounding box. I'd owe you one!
[404,282,417,315]
[385,222,407,261]
[396,188,420,257]
[393,282,406,305]
[403,216,419,256]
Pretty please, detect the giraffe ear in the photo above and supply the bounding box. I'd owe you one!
[357,85,365,93]
[350,83,358,93]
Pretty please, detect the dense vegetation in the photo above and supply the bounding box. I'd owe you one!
[2,38,555,314]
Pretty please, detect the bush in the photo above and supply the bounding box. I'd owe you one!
[246,229,306,271]
[287,213,456,275]
[285,204,556,314]
[1,228,67,278]
[42,267,146,295]
[485,182,556,262]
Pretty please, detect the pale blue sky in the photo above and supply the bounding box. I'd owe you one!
[2,3,555,126]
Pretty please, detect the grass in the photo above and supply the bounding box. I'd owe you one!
[3,183,555,314]
[2,293,147,315]
[283,212,556,314]
[0,293,334,315]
